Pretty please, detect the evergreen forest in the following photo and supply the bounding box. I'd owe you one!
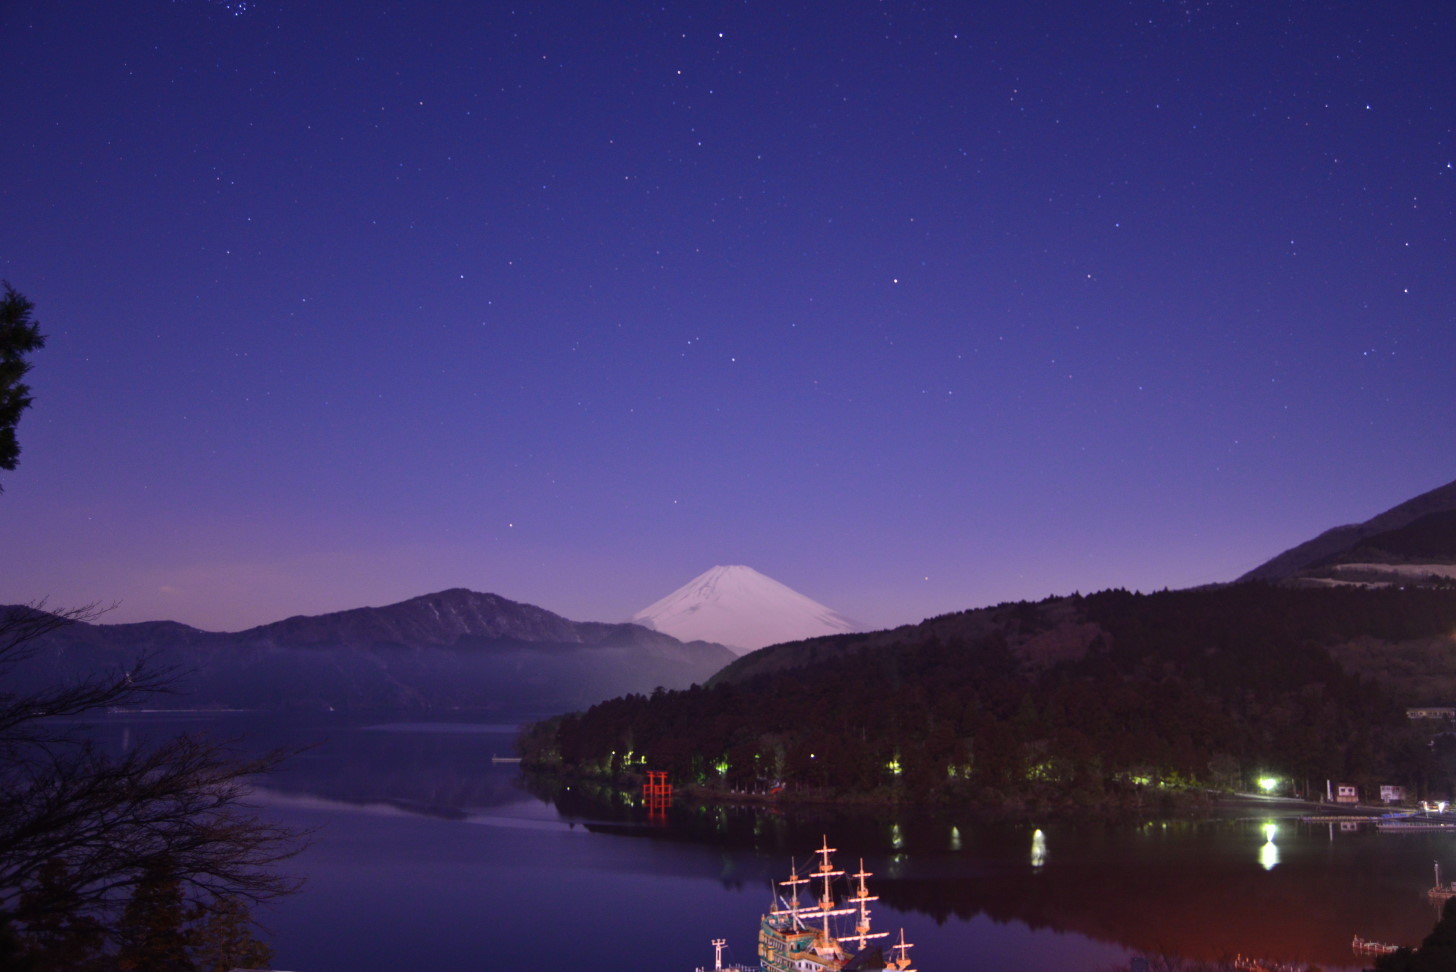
[520,584,1456,811]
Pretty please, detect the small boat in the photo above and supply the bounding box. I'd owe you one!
[1351,935,1401,955]
[1232,956,1323,972]
[1429,860,1456,901]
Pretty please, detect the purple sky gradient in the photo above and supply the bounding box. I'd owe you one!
[3,0,1453,632]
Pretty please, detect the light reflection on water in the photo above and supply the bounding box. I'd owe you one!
[1030,827,1047,868]
[83,714,1432,972]
[1260,821,1281,870]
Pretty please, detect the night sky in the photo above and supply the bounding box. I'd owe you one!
[3,0,1453,633]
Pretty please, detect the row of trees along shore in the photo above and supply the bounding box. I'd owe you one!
[520,584,1456,811]
[0,285,301,970]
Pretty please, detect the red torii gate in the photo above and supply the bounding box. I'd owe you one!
[643,770,672,820]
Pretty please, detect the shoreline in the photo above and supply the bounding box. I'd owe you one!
[525,764,1433,822]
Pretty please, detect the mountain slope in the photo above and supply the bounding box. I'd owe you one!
[629,565,860,654]
[5,589,735,715]
[1240,476,1456,582]
[1335,508,1456,562]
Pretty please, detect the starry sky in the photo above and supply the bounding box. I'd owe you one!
[2,0,1453,633]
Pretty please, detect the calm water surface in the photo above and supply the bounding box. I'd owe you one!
[97,714,1450,971]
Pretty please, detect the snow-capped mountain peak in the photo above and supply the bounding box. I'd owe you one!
[629,565,860,654]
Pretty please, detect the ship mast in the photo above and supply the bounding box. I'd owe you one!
[839,858,889,950]
[887,928,916,971]
[814,835,849,940]
[777,860,810,929]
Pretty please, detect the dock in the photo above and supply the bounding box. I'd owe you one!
[1377,820,1456,832]
[1299,814,1372,824]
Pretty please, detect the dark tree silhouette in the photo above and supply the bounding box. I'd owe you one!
[1375,896,1456,971]
[0,283,46,486]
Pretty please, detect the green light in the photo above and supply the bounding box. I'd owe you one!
[1258,776,1279,792]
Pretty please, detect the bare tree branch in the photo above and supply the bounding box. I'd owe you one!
[0,735,303,924]
[0,601,180,759]
[0,600,109,660]
[0,603,304,954]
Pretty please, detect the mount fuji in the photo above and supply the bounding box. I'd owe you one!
[629,565,861,654]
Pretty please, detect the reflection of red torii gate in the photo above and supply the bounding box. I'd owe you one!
[643,770,672,820]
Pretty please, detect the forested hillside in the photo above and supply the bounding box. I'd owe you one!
[520,584,1456,810]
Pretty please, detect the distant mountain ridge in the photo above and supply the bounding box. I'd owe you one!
[243,588,647,649]
[629,565,861,654]
[6,589,735,715]
[1240,476,1456,586]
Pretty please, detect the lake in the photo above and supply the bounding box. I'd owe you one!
[96,714,1451,971]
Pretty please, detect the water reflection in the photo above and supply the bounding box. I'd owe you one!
[264,734,1432,972]
[83,715,1440,971]
[533,781,1432,969]
[1260,822,1280,870]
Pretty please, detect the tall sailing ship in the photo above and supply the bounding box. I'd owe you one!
[756,837,917,972]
